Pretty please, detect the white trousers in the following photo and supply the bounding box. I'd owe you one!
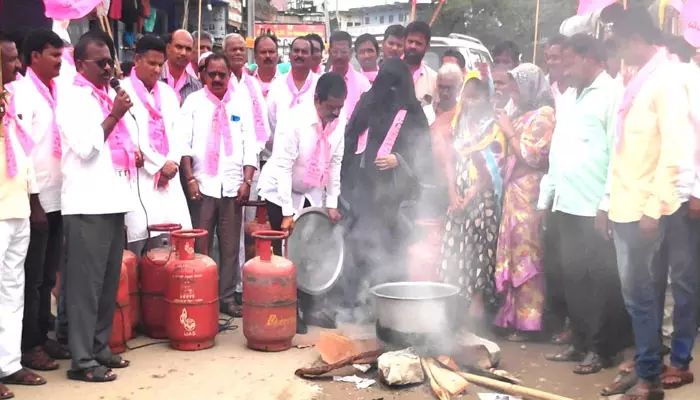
[0,218,29,377]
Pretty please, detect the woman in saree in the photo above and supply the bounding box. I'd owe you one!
[339,58,433,313]
[493,63,555,342]
[437,72,507,327]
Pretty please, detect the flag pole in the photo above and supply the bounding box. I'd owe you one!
[197,0,203,62]
[532,0,541,64]
[430,0,446,26]
[410,0,417,22]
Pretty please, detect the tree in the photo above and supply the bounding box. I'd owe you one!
[430,0,577,60]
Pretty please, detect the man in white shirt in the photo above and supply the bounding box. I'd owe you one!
[12,28,71,373]
[121,36,192,256]
[267,36,319,135]
[179,54,259,318]
[57,30,136,382]
[251,34,280,99]
[258,72,347,233]
[403,21,437,106]
[0,64,45,399]
[327,31,371,121]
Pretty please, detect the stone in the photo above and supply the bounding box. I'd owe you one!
[377,348,425,386]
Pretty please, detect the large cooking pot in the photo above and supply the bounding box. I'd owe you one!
[370,282,460,352]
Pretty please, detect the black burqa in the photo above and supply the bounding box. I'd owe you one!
[334,59,433,318]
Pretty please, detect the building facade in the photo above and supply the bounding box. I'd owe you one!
[336,2,431,37]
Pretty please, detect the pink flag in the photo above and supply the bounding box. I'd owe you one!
[577,0,617,15]
[682,1,700,47]
[44,0,101,20]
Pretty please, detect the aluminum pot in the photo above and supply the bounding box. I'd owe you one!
[370,282,460,350]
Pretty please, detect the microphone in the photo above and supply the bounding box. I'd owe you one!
[109,77,122,92]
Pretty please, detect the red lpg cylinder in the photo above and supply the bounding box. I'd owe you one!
[140,223,182,338]
[408,219,444,282]
[242,231,297,352]
[244,200,271,261]
[164,229,219,351]
[109,260,132,354]
[122,249,139,335]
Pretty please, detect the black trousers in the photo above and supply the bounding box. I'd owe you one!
[543,210,568,334]
[556,211,630,357]
[21,211,63,352]
[64,213,125,371]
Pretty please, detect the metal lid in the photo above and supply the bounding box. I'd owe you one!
[288,207,344,296]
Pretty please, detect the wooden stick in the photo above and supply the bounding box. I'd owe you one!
[410,0,417,22]
[294,349,383,378]
[99,15,122,76]
[532,0,541,64]
[456,370,573,400]
[420,358,450,400]
[429,0,446,27]
[197,0,203,61]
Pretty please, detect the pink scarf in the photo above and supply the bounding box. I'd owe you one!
[241,74,269,143]
[44,0,101,19]
[287,71,313,108]
[2,85,36,178]
[73,73,136,177]
[330,65,362,119]
[62,47,75,69]
[254,67,278,98]
[304,116,339,187]
[26,67,61,158]
[616,49,670,151]
[203,87,234,176]
[361,69,378,84]
[355,109,408,157]
[129,70,169,188]
[165,62,187,103]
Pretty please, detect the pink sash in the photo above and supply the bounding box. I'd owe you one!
[242,75,269,143]
[62,47,75,69]
[44,0,101,19]
[411,63,425,84]
[254,68,278,98]
[203,87,234,176]
[2,85,36,178]
[2,84,36,178]
[165,63,187,103]
[26,67,61,158]
[287,72,313,108]
[355,109,408,157]
[304,117,339,187]
[362,69,378,84]
[616,49,670,151]
[74,73,136,177]
[129,70,170,188]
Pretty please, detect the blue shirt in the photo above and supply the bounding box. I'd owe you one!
[537,71,622,217]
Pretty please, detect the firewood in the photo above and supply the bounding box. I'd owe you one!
[420,358,450,400]
[294,349,383,378]
[426,358,469,396]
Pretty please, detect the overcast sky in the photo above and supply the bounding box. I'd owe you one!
[324,0,432,11]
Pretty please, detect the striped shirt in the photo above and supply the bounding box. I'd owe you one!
[159,68,202,105]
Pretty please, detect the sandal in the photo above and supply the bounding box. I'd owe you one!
[602,371,638,397]
[96,354,130,369]
[661,366,694,389]
[620,380,664,400]
[551,329,572,345]
[43,339,71,360]
[619,360,635,375]
[67,366,116,383]
[0,368,46,386]
[21,346,59,371]
[545,346,585,362]
[573,352,611,375]
[0,384,13,400]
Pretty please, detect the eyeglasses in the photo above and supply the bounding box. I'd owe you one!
[84,58,115,70]
[206,71,228,80]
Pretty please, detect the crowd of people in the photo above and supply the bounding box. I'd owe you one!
[0,4,699,400]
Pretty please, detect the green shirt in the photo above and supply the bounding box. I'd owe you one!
[537,71,622,217]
